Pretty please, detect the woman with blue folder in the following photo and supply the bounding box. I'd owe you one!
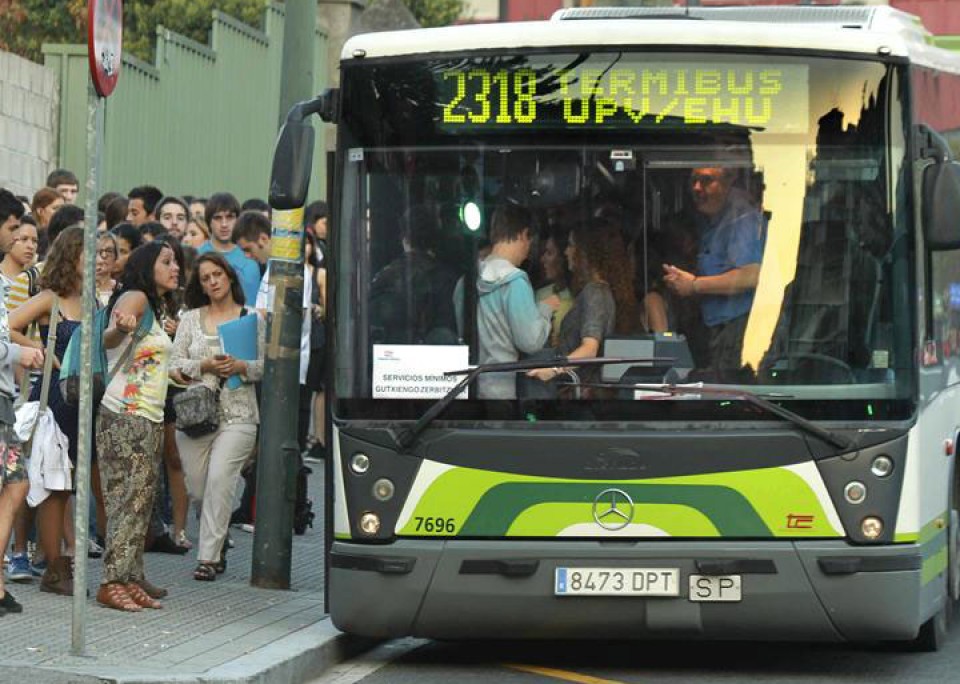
[169,253,263,582]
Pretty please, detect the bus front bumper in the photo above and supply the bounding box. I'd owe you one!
[329,539,931,641]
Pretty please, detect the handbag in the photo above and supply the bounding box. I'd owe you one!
[14,297,73,505]
[174,307,253,437]
[173,378,223,437]
[59,303,155,407]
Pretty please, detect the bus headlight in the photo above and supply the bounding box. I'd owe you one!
[359,512,381,535]
[870,455,894,478]
[844,481,866,505]
[350,452,371,475]
[372,478,395,502]
[861,516,883,539]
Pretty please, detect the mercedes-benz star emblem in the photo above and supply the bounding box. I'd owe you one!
[592,488,635,531]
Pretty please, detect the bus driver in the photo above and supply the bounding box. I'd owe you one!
[661,166,765,375]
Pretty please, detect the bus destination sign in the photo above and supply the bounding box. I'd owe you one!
[438,62,808,132]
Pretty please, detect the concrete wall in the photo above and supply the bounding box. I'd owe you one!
[0,50,58,198]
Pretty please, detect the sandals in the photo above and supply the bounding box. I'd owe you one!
[194,563,217,582]
[125,582,162,609]
[96,583,142,612]
[175,530,193,550]
[215,544,227,574]
[134,577,168,599]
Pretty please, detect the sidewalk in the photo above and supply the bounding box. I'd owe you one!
[0,462,372,683]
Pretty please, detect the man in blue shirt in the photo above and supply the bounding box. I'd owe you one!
[663,166,765,374]
[198,192,262,305]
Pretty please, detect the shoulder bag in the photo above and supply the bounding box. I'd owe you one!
[173,308,247,438]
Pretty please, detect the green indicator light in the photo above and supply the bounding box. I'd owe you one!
[867,403,874,417]
[462,201,482,232]
[720,401,731,407]
[525,413,537,423]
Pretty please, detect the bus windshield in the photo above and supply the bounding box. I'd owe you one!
[335,50,913,421]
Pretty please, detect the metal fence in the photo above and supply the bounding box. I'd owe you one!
[43,3,329,205]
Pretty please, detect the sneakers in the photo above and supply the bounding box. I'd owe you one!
[0,591,23,615]
[7,553,32,583]
[29,559,46,578]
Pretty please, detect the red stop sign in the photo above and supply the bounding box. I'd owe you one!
[88,0,123,97]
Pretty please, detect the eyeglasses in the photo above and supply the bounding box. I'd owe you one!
[97,248,117,259]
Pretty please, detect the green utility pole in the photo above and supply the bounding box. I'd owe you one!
[279,0,317,129]
[252,0,316,590]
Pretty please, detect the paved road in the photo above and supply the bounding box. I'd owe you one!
[314,614,960,684]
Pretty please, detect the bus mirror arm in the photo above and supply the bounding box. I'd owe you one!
[269,90,340,211]
[395,356,672,453]
[916,123,951,162]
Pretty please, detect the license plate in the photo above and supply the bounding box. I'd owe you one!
[688,574,742,602]
[554,567,680,597]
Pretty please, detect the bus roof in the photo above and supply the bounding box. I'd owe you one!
[341,5,960,74]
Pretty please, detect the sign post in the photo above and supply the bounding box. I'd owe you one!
[73,0,122,657]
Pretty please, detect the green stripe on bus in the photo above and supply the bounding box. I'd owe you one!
[897,514,949,546]
[507,502,720,536]
[922,545,948,586]
[460,482,770,536]
[919,514,948,545]
[893,532,918,542]
[399,464,840,538]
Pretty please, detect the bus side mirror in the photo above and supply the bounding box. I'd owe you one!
[269,120,315,211]
[923,160,960,251]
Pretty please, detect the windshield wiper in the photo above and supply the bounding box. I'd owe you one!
[572,381,851,450]
[396,356,673,451]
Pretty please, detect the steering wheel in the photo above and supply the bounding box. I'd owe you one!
[762,352,856,383]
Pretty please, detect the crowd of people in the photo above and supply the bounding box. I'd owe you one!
[443,164,765,400]
[0,170,328,614]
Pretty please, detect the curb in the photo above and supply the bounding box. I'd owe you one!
[8,618,379,684]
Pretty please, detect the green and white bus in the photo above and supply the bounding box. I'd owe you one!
[270,5,960,648]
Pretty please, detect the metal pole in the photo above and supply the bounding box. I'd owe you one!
[252,209,305,589]
[251,0,315,589]
[278,0,316,129]
[71,80,101,655]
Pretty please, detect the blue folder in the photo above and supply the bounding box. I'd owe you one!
[218,314,259,390]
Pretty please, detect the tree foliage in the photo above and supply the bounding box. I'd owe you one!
[124,0,264,63]
[0,0,87,63]
[0,0,264,64]
[404,0,467,28]
[0,0,468,65]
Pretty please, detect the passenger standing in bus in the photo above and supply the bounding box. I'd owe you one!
[454,204,558,399]
[662,166,765,375]
[536,227,574,346]
[526,221,643,390]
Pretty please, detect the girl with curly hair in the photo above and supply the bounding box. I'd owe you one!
[526,221,644,387]
[96,241,179,611]
[9,226,86,596]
